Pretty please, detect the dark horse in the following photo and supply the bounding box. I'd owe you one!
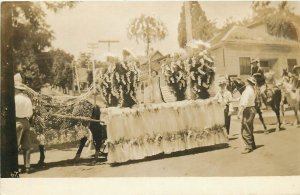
[229,78,282,132]
[74,105,107,162]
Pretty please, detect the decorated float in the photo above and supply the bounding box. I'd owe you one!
[99,44,228,163]
[26,42,228,164]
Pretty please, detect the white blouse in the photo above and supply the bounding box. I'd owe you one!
[15,93,33,118]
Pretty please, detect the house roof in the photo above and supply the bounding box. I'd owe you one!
[140,50,164,65]
[209,25,300,49]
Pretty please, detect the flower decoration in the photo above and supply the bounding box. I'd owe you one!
[100,60,141,107]
[161,55,188,101]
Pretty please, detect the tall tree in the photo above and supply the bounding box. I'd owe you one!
[252,1,299,40]
[127,14,168,57]
[178,1,217,48]
[1,3,19,178]
[78,52,92,69]
[11,2,76,91]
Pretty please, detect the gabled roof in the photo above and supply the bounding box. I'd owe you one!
[209,25,300,48]
[140,50,164,65]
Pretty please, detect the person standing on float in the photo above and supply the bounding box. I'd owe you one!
[14,73,33,173]
[238,77,257,154]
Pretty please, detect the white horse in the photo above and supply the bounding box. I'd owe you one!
[281,80,300,125]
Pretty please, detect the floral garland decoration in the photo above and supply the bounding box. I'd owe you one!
[100,60,141,108]
[161,55,188,101]
[188,49,216,99]
[21,88,94,146]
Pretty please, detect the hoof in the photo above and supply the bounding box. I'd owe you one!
[74,154,81,163]
[37,161,46,168]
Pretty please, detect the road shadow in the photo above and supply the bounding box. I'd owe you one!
[229,137,238,141]
[254,126,287,134]
[110,143,229,167]
[20,155,108,174]
[255,145,264,150]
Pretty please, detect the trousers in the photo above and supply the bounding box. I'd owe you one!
[224,105,231,135]
[241,107,256,150]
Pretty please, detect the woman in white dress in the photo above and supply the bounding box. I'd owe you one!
[150,70,164,104]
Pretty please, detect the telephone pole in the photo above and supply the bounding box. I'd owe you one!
[88,43,98,105]
[98,40,119,52]
[184,1,193,100]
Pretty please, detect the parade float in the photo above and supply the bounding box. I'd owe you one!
[25,43,227,164]
[99,45,228,163]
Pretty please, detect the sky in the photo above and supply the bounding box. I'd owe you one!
[45,1,300,60]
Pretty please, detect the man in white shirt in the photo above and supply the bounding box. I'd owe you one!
[238,77,257,154]
[14,73,33,173]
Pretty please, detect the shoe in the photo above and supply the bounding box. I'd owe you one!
[241,148,253,154]
[25,168,33,174]
[264,130,269,135]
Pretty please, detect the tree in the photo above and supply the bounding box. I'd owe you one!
[251,1,299,41]
[217,17,252,34]
[1,3,19,178]
[1,1,75,178]
[11,2,76,91]
[50,49,74,93]
[127,14,168,57]
[178,1,217,48]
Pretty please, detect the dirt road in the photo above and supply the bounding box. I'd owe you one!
[19,114,300,177]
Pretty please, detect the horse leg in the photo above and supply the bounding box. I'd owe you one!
[293,108,299,126]
[273,107,281,132]
[257,108,268,133]
[37,144,46,167]
[281,102,286,125]
[74,137,88,162]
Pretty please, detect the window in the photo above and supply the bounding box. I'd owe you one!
[287,59,297,72]
[239,57,251,75]
[260,60,271,72]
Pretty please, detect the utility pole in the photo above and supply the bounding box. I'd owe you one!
[74,61,81,94]
[98,40,119,52]
[71,60,75,93]
[184,1,193,100]
[88,43,98,105]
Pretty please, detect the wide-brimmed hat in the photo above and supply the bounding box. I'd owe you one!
[14,73,26,90]
[250,58,260,64]
[247,77,257,85]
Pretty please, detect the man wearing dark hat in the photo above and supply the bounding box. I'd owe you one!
[238,77,257,154]
[14,73,33,173]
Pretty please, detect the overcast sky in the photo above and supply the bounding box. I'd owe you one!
[45,1,300,59]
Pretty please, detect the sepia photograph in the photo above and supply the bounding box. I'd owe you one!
[1,1,300,191]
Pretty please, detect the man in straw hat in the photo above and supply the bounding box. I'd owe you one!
[14,73,33,173]
[214,77,233,135]
[237,76,257,154]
